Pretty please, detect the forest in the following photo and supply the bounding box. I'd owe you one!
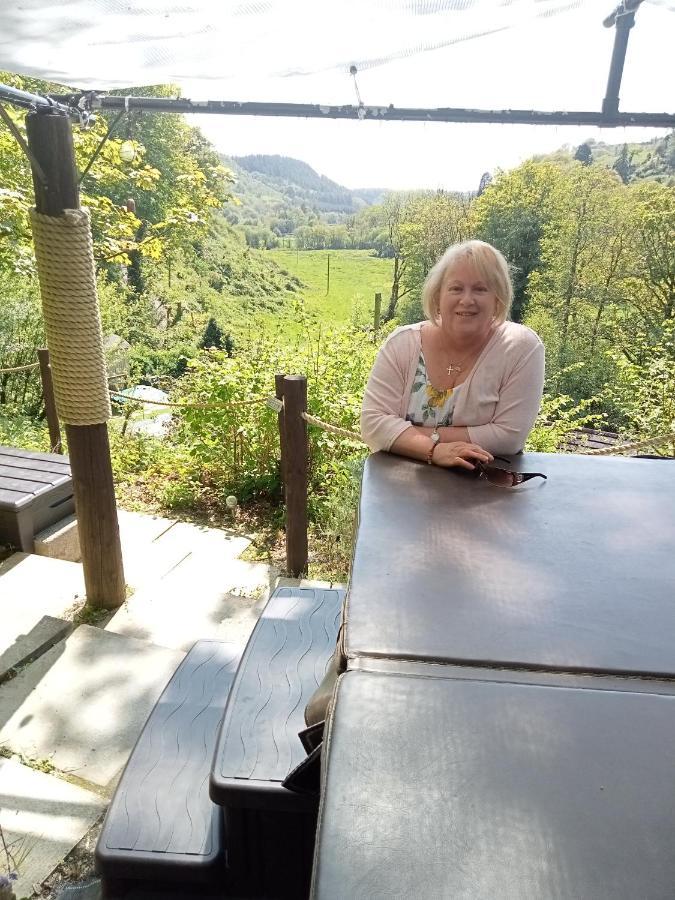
[1,71,673,578]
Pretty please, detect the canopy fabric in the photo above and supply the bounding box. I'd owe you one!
[0,1,673,114]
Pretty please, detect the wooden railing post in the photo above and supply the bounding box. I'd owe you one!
[37,348,62,454]
[283,375,308,577]
[26,109,125,610]
[374,292,382,331]
[275,373,287,498]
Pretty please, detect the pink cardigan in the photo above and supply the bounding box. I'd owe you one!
[361,321,545,456]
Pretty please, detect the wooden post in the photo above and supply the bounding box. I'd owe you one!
[283,375,308,577]
[275,372,287,498]
[37,348,62,453]
[26,110,125,609]
[374,292,382,331]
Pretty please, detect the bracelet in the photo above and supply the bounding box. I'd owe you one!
[427,428,440,465]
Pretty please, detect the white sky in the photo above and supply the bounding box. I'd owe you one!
[183,1,674,192]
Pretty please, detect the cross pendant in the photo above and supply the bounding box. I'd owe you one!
[447,364,462,375]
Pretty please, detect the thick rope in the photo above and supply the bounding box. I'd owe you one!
[0,362,39,374]
[301,411,364,442]
[110,390,266,410]
[30,208,111,425]
[583,431,675,456]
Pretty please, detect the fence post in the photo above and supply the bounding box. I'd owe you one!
[283,375,308,577]
[37,348,62,454]
[275,373,287,497]
[374,292,382,331]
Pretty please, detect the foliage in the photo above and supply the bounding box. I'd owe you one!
[526,366,605,452]
[151,324,379,518]
[397,192,472,323]
[471,160,564,322]
[604,322,675,445]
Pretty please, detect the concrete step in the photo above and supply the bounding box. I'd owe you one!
[0,553,84,662]
[0,756,105,900]
[0,624,185,792]
[35,509,251,591]
[105,557,278,652]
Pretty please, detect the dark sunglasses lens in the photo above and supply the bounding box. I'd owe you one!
[484,466,514,487]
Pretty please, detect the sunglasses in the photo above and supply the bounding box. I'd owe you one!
[471,456,547,488]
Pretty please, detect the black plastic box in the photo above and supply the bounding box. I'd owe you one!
[0,445,74,551]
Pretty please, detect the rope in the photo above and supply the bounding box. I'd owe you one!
[0,362,39,374]
[30,208,111,425]
[301,411,364,442]
[584,431,675,456]
[110,390,266,410]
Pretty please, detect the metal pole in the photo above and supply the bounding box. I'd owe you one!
[602,7,638,117]
[46,93,675,129]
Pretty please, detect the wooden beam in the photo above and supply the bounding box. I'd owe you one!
[26,110,125,609]
[283,375,308,577]
[37,348,62,453]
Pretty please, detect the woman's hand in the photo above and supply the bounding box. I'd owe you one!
[431,441,493,470]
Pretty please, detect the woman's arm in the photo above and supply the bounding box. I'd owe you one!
[390,427,492,469]
[360,331,414,451]
[467,340,545,455]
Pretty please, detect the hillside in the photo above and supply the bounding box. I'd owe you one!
[562,132,674,184]
[221,154,388,230]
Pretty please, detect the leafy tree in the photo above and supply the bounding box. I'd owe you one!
[199,317,224,349]
[613,144,635,185]
[471,160,563,322]
[397,192,471,323]
[574,143,593,166]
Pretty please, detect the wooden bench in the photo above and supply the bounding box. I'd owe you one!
[96,640,243,897]
[210,584,344,899]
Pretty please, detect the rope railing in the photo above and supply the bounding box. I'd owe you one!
[109,389,267,410]
[584,431,675,456]
[0,361,40,374]
[301,411,363,443]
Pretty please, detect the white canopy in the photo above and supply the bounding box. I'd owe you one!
[1,1,673,113]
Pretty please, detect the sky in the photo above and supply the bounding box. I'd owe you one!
[181,0,674,192]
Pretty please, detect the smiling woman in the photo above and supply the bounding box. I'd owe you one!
[360,239,545,466]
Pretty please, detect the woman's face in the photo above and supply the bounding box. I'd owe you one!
[438,259,498,343]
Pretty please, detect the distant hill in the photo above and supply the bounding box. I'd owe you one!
[220,154,388,229]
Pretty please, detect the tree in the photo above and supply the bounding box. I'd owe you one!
[471,160,563,322]
[477,172,493,196]
[613,144,635,185]
[397,192,472,322]
[199,317,224,349]
[574,143,593,166]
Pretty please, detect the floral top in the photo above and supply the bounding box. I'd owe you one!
[405,351,462,427]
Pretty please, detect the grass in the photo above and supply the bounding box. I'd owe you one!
[267,249,393,329]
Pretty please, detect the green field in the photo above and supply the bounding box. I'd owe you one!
[268,249,394,326]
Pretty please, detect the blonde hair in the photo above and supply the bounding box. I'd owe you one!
[421,240,513,325]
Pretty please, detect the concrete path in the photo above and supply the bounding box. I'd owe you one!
[0,757,105,900]
[0,554,84,659]
[0,625,184,791]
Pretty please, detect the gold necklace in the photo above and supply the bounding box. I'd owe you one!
[444,328,493,376]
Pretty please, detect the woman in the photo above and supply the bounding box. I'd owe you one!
[361,240,545,469]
